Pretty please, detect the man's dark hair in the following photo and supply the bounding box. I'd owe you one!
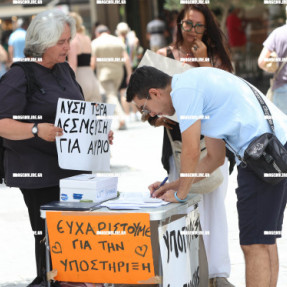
[126,66,171,102]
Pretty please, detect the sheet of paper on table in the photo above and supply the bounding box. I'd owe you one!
[100,192,170,210]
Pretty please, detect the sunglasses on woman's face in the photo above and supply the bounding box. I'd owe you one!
[180,20,206,34]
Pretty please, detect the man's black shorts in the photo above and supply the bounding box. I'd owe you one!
[236,161,287,245]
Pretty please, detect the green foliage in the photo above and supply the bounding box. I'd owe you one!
[164,0,183,11]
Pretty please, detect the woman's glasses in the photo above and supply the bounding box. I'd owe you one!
[180,20,206,34]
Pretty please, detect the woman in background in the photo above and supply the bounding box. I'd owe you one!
[151,4,235,287]
[116,22,143,123]
[68,12,101,103]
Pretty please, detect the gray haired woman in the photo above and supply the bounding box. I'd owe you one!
[0,9,113,285]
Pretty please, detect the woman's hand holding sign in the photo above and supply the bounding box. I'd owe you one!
[108,130,114,145]
[38,123,63,142]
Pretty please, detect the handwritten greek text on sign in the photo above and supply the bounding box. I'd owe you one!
[46,212,155,284]
[55,99,115,171]
[158,209,200,287]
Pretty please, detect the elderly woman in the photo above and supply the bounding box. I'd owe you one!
[0,10,112,285]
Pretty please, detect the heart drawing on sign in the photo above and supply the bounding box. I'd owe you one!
[51,242,62,254]
[135,245,148,257]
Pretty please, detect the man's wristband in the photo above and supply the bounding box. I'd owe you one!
[174,191,188,203]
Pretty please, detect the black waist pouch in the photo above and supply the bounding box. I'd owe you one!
[243,133,287,185]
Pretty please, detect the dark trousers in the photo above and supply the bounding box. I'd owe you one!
[20,186,59,279]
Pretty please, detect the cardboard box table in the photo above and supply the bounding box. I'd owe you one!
[41,194,208,287]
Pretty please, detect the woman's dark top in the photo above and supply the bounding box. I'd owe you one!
[0,62,85,188]
[77,53,91,67]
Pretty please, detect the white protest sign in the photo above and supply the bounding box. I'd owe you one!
[54,98,115,171]
[158,208,200,287]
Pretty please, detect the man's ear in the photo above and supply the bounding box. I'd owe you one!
[148,88,158,98]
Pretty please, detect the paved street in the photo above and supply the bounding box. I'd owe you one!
[0,119,286,286]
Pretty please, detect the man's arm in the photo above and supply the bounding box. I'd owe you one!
[258,47,272,72]
[192,136,226,184]
[177,124,225,196]
[176,120,202,200]
[154,120,201,201]
[154,121,226,202]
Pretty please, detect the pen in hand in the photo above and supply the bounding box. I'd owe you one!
[151,176,168,197]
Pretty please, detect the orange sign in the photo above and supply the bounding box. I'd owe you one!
[46,212,155,284]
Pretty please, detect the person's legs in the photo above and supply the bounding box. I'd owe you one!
[169,151,233,285]
[199,159,231,279]
[268,243,279,287]
[242,244,272,287]
[241,242,279,287]
[21,186,59,279]
[236,163,287,287]
[118,67,130,116]
[101,80,126,129]
[120,88,130,115]
[199,159,234,287]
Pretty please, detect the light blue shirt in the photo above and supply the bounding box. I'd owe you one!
[171,67,287,163]
[8,28,26,59]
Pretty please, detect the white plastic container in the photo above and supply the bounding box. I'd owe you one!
[60,174,118,203]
